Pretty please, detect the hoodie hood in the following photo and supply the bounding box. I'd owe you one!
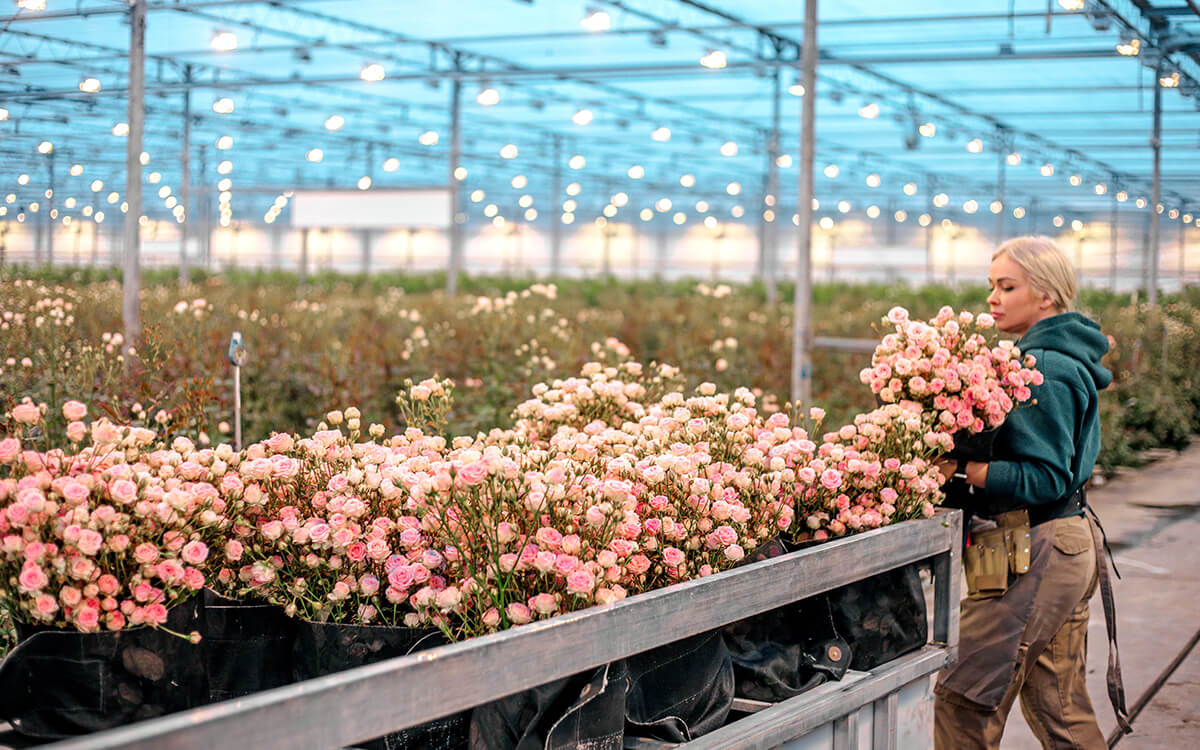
[1016,312,1113,391]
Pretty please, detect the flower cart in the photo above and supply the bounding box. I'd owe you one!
[33,509,961,750]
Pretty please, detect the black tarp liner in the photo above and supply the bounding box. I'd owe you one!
[623,628,734,742]
[0,598,206,739]
[200,588,295,703]
[292,620,469,750]
[468,662,628,750]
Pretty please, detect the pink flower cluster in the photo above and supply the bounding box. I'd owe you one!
[217,424,452,629]
[1,305,1029,641]
[0,424,228,634]
[862,306,1042,437]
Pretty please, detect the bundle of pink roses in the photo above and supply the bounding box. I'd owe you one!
[862,306,1042,436]
[2,305,1040,641]
[0,401,229,635]
[211,411,449,629]
[788,403,945,541]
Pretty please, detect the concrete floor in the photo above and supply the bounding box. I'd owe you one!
[999,439,1200,750]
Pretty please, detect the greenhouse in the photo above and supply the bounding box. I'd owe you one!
[1,1,1199,749]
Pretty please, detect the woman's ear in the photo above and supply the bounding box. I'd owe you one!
[1038,291,1056,311]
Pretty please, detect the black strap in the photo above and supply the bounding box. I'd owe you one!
[1086,504,1132,736]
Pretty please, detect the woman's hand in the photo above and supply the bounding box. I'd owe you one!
[934,458,989,488]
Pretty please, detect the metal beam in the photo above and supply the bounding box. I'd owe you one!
[1149,60,1164,304]
[179,84,191,284]
[446,73,463,297]
[0,49,1124,103]
[791,0,817,411]
[123,0,146,349]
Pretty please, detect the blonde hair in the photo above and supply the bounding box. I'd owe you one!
[992,236,1076,312]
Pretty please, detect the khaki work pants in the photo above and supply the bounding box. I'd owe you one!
[934,515,1104,750]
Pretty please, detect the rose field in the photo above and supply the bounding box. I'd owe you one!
[2,267,1198,672]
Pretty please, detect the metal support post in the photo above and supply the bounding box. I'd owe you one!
[199,145,212,269]
[123,0,146,348]
[1110,193,1118,290]
[228,332,247,452]
[46,153,55,266]
[1180,211,1187,289]
[551,135,563,278]
[925,192,934,282]
[1148,62,1163,305]
[995,146,1006,244]
[298,228,309,288]
[360,229,371,275]
[764,68,782,305]
[446,69,464,296]
[791,0,818,410]
[180,80,191,284]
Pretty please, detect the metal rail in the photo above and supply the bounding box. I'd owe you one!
[39,511,961,750]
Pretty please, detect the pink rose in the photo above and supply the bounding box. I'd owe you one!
[724,544,745,562]
[181,541,208,566]
[529,593,557,616]
[346,542,367,562]
[90,420,121,445]
[60,586,83,607]
[457,461,489,486]
[19,563,49,592]
[566,569,595,596]
[533,550,557,573]
[76,606,101,631]
[483,608,501,628]
[61,400,88,421]
[66,421,88,443]
[96,574,120,596]
[554,554,580,575]
[366,538,390,561]
[219,473,244,497]
[11,403,41,425]
[714,525,738,546]
[435,586,461,610]
[626,554,651,575]
[133,542,159,564]
[108,479,138,505]
[224,539,244,562]
[609,539,637,558]
[0,437,20,463]
[534,527,563,550]
[662,547,686,567]
[820,469,843,491]
[156,560,185,585]
[34,593,59,619]
[143,603,169,625]
[265,432,294,453]
[388,566,415,590]
[77,529,104,556]
[506,602,532,625]
[6,504,29,525]
[271,457,300,479]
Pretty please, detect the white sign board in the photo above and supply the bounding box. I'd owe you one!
[289,188,452,230]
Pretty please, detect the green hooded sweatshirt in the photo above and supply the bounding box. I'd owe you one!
[982,312,1113,518]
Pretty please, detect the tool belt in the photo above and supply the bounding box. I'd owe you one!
[963,486,1088,600]
[963,507,1032,600]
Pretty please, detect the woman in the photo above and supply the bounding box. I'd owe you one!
[933,236,1127,749]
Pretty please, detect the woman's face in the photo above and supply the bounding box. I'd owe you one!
[986,253,1055,337]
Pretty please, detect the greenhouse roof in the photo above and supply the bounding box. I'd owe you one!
[1,0,1199,230]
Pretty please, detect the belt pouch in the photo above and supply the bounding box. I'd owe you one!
[994,509,1032,575]
[964,527,1009,600]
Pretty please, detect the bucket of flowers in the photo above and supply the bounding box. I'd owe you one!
[0,402,227,738]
